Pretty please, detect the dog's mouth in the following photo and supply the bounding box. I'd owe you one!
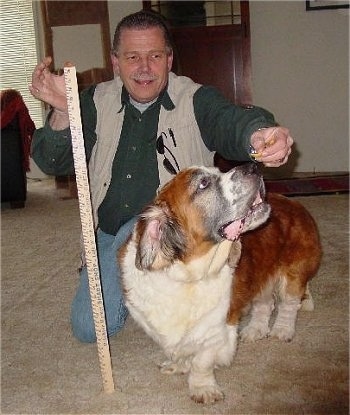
[218,181,266,241]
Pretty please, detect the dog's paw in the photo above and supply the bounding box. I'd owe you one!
[190,385,224,404]
[159,359,190,375]
[270,325,295,342]
[240,324,270,342]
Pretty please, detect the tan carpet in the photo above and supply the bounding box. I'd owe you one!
[1,178,349,414]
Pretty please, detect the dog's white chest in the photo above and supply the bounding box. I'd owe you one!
[122,243,233,351]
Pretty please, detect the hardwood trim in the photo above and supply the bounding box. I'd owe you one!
[240,1,253,104]
[40,0,113,74]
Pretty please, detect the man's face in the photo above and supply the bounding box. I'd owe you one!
[111,27,173,103]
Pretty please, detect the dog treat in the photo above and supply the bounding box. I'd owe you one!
[250,134,276,158]
[266,136,276,146]
[250,151,263,158]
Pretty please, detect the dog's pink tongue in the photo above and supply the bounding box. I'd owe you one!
[223,219,244,241]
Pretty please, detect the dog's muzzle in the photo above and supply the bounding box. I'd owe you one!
[219,164,266,241]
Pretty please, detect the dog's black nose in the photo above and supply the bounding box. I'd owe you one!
[234,162,257,175]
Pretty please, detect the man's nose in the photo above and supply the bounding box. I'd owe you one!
[139,55,151,70]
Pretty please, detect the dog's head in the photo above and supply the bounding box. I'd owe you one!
[132,163,270,271]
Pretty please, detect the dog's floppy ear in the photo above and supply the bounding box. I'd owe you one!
[135,202,187,271]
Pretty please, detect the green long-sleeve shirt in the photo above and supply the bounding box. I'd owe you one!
[32,84,276,235]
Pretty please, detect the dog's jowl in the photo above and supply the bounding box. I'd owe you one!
[118,164,321,404]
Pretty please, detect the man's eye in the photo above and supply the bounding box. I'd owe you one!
[198,177,210,190]
[126,55,138,61]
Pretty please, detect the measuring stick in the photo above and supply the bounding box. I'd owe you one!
[63,65,115,394]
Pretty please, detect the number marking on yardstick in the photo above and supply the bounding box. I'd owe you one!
[63,65,114,394]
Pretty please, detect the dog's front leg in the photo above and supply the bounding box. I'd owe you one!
[188,349,224,404]
[188,325,238,404]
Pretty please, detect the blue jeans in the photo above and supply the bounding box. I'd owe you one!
[70,217,137,343]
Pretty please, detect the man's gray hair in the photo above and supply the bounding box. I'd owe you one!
[112,10,173,55]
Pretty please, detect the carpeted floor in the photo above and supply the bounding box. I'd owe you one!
[1,178,349,414]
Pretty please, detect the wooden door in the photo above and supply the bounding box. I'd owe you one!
[143,1,252,105]
[171,24,251,104]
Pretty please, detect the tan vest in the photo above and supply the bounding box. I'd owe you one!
[89,72,214,225]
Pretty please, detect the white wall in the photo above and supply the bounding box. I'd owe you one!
[250,1,349,173]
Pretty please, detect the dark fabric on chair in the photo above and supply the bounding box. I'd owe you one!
[1,116,27,206]
[1,89,36,208]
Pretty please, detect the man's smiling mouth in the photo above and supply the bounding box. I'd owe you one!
[134,79,153,85]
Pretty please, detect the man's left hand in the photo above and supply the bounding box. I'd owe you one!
[250,126,294,167]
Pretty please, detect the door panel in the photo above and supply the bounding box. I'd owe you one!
[171,24,250,104]
[143,1,252,105]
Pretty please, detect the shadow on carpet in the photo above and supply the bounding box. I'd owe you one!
[265,173,349,196]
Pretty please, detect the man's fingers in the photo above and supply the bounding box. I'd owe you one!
[42,56,52,67]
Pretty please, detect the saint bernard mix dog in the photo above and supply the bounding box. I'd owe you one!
[118,163,321,404]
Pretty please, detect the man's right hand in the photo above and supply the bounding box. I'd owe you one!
[29,56,68,111]
[29,57,70,129]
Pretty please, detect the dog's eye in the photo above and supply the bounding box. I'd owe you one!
[198,177,210,190]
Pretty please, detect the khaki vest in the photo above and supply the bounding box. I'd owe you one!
[89,72,214,226]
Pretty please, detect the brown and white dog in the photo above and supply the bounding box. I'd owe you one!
[118,163,321,404]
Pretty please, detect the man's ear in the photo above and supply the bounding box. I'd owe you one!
[111,53,120,75]
[167,51,173,72]
[135,203,186,271]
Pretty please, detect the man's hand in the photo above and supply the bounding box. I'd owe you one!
[250,126,293,167]
[29,56,68,112]
[29,56,70,130]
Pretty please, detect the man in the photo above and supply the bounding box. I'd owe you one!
[30,10,293,343]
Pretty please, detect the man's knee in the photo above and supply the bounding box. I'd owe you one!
[70,301,129,343]
[71,308,97,343]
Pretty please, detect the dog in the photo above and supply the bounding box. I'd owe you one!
[118,163,321,404]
